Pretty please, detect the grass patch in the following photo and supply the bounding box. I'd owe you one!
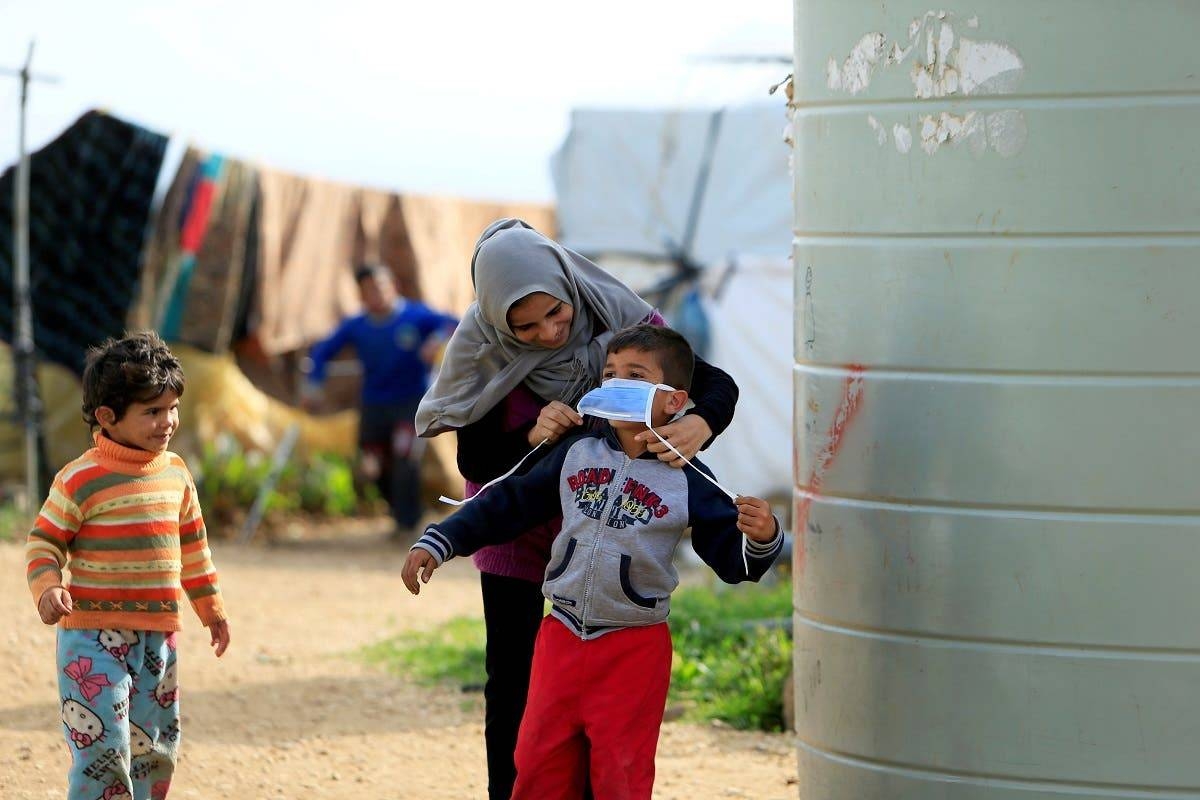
[360,616,486,687]
[668,579,793,732]
[357,577,793,732]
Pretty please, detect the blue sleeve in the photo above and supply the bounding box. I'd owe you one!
[415,305,459,340]
[308,317,358,385]
[686,462,782,584]
[414,435,579,564]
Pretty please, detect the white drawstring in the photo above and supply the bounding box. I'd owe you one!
[647,426,749,576]
[439,438,550,506]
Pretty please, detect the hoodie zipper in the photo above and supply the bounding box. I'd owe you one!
[580,453,630,632]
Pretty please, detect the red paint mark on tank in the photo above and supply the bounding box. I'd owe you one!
[796,365,865,575]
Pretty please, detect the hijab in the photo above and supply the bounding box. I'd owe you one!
[416,218,652,436]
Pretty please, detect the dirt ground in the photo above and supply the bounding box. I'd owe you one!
[0,521,799,799]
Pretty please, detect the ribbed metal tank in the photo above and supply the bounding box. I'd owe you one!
[790,2,1200,797]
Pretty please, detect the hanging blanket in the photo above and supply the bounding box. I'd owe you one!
[0,110,168,374]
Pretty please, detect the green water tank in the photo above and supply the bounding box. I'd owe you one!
[791,2,1200,797]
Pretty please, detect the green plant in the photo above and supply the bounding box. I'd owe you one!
[297,453,358,516]
[668,579,793,731]
[194,434,373,527]
[194,433,278,518]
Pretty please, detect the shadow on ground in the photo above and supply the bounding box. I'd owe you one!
[0,673,477,744]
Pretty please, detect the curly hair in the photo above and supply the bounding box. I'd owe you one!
[81,331,186,428]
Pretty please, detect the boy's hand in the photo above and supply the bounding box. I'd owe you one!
[37,586,73,625]
[735,496,778,542]
[208,619,231,658]
[637,414,712,467]
[529,401,583,446]
[419,333,448,367]
[403,549,439,595]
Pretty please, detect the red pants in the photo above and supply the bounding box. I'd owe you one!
[512,616,672,800]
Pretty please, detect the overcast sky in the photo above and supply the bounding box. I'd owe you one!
[0,0,793,202]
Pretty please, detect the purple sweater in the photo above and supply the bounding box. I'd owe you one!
[466,384,560,582]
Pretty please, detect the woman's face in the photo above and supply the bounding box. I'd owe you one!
[507,292,574,349]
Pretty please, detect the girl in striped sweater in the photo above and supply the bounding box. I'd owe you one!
[25,331,230,800]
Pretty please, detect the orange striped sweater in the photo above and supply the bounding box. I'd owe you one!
[25,431,226,631]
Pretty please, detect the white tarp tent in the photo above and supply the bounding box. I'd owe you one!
[551,102,795,502]
[552,104,792,266]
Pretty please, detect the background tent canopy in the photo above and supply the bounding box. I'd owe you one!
[551,103,792,268]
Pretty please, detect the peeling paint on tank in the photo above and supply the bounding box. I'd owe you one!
[826,32,888,94]
[938,23,955,66]
[985,110,1029,157]
[824,11,1027,158]
[919,111,974,154]
[915,108,1025,158]
[867,115,888,145]
[956,37,1025,95]
[910,22,1023,100]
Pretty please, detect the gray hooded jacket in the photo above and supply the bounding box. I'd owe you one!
[414,428,782,639]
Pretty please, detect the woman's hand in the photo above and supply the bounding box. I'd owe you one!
[528,401,583,447]
[635,414,712,468]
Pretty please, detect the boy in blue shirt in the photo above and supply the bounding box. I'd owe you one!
[305,264,457,536]
[403,324,782,799]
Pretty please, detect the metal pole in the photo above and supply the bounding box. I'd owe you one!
[13,42,37,512]
[2,43,57,511]
[238,424,301,544]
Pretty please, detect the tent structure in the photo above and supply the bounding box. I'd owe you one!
[552,101,794,501]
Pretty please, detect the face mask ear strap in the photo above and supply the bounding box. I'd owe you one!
[439,438,550,506]
[643,386,656,426]
[645,427,750,575]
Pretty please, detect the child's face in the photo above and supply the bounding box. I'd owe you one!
[99,390,181,453]
[359,271,398,316]
[602,348,687,429]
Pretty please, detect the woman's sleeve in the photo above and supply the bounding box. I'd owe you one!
[686,355,740,450]
[455,397,539,484]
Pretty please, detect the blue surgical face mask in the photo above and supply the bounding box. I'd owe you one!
[575,377,674,425]
[439,378,672,510]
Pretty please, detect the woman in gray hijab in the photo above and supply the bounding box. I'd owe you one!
[416,219,739,800]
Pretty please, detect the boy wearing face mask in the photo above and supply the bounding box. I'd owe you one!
[402,324,783,800]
